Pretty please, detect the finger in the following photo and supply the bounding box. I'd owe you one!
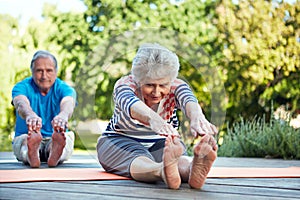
[57,119,63,128]
[210,124,218,135]
[52,119,60,132]
[52,118,65,131]
[167,128,180,138]
[27,125,33,131]
[159,128,167,136]
[161,125,172,135]
[32,119,38,130]
[36,120,42,131]
[209,136,217,147]
[52,119,58,126]
[191,129,198,138]
[26,118,32,126]
[201,123,211,134]
[27,123,33,131]
[59,124,67,132]
[191,125,206,137]
[208,136,218,151]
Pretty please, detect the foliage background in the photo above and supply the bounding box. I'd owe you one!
[0,0,299,157]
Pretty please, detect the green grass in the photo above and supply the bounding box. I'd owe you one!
[218,114,300,159]
[74,130,99,151]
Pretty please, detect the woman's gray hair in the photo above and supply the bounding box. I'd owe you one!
[131,43,180,83]
[30,50,58,71]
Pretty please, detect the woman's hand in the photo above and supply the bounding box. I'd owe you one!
[130,101,180,138]
[149,112,180,138]
[186,102,218,138]
[156,123,180,138]
[190,116,218,138]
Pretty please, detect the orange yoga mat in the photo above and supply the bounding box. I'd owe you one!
[0,167,299,183]
[208,167,300,178]
[0,168,130,183]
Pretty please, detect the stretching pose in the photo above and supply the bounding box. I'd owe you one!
[12,50,76,168]
[97,43,218,189]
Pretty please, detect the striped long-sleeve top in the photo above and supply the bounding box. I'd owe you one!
[104,75,198,142]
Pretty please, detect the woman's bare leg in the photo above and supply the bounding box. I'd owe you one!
[130,156,162,182]
[130,136,184,189]
[178,156,192,182]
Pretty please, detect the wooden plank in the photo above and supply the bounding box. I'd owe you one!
[1,179,299,200]
[0,187,134,200]
[206,178,300,190]
[1,152,300,200]
[214,157,300,168]
[0,182,290,200]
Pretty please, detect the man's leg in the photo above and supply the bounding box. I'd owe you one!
[59,131,75,162]
[13,134,28,162]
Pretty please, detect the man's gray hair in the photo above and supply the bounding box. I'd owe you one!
[30,50,58,71]
[131,43,180,83]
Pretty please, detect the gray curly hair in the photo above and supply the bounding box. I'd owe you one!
[131,43,180,83]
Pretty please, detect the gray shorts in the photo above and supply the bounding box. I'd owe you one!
[96,133,187,178]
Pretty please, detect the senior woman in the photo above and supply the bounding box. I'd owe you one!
[97,43,218,190]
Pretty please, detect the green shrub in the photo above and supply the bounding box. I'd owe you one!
[218,114,300,159]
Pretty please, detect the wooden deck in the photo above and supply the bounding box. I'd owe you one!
[1,151,299,200]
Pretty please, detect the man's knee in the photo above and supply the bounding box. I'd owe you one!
[60,131,75,162]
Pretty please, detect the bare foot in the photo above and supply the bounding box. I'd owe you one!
[47,131,66,167]
[27,131,42,168]
[162,136,184,189]
[188,134,218,189]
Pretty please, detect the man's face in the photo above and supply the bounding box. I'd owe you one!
[32,57,57,95]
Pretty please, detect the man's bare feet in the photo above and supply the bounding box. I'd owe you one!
[47,131,66,167]
[188,134,217,189]
[162,136,184,189]
[27,131,42,168]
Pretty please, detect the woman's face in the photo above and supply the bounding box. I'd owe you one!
[140,77,171,107]
[32,57,57,95]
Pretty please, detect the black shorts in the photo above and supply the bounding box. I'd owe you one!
[96,133,187,178]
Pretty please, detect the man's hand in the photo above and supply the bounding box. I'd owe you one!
[13,95,42,132]
[26,114,42,132]
[51,114,68,133]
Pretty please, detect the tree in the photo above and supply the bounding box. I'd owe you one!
[2,0,299,152]
[71,0,226,125]
[0,14,20,150]
[215,0,300,122]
